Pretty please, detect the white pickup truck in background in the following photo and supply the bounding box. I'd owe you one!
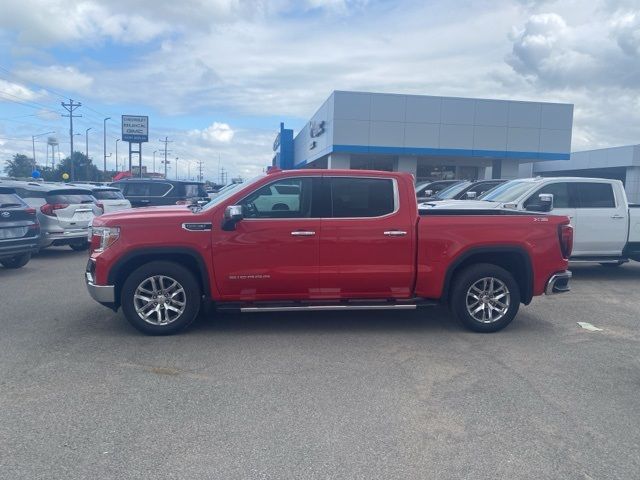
[422,177,640,265]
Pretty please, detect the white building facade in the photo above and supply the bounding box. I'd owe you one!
[273,91,574,182]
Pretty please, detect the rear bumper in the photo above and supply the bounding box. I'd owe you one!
[0,237,40,259]
[85,259,115,304]
[41,228,89,247]
[545,270,572,295]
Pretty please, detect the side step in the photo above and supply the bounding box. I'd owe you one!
[216,298,438,313]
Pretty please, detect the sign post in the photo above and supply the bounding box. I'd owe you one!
[122,115,148,177]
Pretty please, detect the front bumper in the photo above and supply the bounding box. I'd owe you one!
[545,270,572,295]
[86,259,115,304]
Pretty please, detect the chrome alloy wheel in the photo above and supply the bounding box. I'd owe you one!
[466,277,510,324]
[133,275,186,325]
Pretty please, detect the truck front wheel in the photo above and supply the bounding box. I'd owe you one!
[450,263,520,333]
[120,261,201,335]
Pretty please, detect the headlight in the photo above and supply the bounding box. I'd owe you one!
[90,226,120,252]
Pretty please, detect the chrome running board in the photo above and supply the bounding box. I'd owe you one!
[240,304,417,313]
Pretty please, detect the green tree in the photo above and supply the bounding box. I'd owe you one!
[4,154,34,178]
[47,152,102,182]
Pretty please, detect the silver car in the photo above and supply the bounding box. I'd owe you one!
[4,181,101,251]
[69,184,132,214]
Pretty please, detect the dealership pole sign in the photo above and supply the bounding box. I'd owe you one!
[122,115,148,178]
[122,115,148,143]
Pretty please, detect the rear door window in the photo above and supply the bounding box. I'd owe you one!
[329,177,395,218]
[575,182,616,208]
[148,183,173,197]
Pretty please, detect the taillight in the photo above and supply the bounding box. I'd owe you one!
[559,224,573,259]
[25,207,36,216]
[40,203,69,216]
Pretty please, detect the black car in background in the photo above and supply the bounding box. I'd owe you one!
[0,186,40,269]
[110,178,209,207]
[415,179,464,202]
[427,179,508,201]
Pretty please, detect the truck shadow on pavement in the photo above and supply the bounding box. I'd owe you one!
[569,263,640,283]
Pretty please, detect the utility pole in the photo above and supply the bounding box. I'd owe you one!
[197,160,204,182]
[103,117,111,172]
[61,99,82,181]
[159,137,172,178]
[153,150,157,174]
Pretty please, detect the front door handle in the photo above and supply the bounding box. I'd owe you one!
[611,214,624,219]
[384,230,407,237]
[291,231,315,236]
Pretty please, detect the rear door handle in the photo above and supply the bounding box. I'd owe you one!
[611,214,624,219]
[291,231,315,236]
[384,230,407,237]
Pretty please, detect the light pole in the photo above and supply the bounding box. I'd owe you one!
[32,131,55,171]
[153,150,157,174]
[85,127,92,159]
[103,117,111,172]
[115,139,120,171]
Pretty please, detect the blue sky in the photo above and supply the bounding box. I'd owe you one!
[1,0,639,181]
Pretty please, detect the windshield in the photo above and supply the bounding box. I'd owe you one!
[434,181,471,200]
[479,180,536,202]
[200,176,263,210]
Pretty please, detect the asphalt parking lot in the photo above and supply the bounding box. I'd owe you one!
[1,250,639,480]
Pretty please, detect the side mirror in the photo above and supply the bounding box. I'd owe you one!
[222,205,243,231]
[466,191,477,199]
[526,193,554,213]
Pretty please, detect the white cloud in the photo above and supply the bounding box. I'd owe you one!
[611,10,640,56]
[0,79,43,102]
[15,65,94,93]
[191,122,235,143]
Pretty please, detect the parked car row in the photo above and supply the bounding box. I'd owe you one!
[0,180,132,269]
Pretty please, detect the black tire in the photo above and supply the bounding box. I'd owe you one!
[450,263,520,333]
[120,261,201,335]
[0,253,31,269]
[70,242,89,251]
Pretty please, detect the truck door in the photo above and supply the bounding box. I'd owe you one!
[211,177,321,300]
[523,181,579,251]
[573,182,627,255]
[318,176,414,299]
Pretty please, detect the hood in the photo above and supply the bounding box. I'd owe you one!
[94,205,193,225]
[419,200,503,210]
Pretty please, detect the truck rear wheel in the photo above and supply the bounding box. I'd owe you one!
[120,261,201,335]
[450,263,520,333]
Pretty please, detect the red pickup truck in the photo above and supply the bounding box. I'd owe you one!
[86,169,572,335]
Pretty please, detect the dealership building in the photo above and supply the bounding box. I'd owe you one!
[273,91,574,182]
[533,144,640,203]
